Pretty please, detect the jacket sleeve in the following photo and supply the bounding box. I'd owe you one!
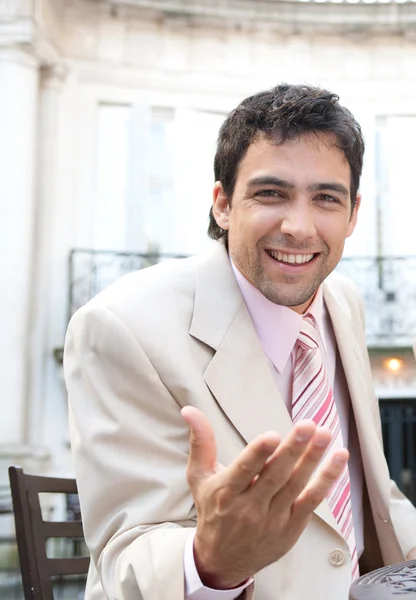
[64,302,196,600]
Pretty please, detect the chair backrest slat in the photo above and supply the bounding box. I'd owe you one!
[47,557,90,577]
[29,475,78,495]
[42,520,84,539]
[8,466,90,600]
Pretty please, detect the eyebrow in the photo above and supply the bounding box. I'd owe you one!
[246,176,349,198]
[246,176,295,189]
[308,182,349,197]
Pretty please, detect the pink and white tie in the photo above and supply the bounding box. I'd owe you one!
[292,314,359,581]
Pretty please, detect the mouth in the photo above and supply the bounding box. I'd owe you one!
[265,249,317,265]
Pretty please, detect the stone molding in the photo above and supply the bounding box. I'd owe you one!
[0,35,67,79]
[0,43,40,68]
[0,0,66,71]
[0,42,67,76]
[104,0,416,35]
[40,61,68,87]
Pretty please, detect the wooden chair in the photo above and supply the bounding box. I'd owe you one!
[8,466,90,600]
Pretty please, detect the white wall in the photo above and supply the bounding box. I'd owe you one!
[4,0,416,477]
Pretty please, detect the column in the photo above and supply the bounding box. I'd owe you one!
[25,63,68,454]
[0,46,40,455]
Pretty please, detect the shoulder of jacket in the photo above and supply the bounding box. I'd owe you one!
[324,269,365,323]
[71,254,199,325]
[325,269,361,301]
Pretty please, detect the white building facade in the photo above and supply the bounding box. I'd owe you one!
[2,0,416,486]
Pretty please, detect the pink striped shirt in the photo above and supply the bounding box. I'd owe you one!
[231,261,364,557]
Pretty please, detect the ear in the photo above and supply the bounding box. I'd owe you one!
[346,192,361,237]
[212,182,231,231]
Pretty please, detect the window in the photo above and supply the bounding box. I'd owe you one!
[145,107,176,254]
[94,103,226,255]
[95,103,131,250]
[375,116,416,256]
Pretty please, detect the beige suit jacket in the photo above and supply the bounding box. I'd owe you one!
[64,241,416,600]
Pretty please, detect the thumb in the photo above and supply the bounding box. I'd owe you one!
[181,406,217,484]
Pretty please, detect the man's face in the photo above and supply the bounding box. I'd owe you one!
[212,133,360,313]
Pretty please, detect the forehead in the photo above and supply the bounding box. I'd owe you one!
[236,133,351,187]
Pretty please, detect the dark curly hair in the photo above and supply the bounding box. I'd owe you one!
[208,83,365,241]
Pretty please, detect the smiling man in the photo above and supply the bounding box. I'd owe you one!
[212,133,358,312]
[64,84,416,600]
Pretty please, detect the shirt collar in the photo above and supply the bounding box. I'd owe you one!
[230,259,326,373]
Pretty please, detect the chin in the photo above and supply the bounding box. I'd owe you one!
[264,284,317,308]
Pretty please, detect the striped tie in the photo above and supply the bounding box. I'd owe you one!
[292,314,359,581]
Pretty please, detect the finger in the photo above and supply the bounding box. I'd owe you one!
[292,448,350,518]
[181,406,218,483]
[251,421,318,501]
[224,431,281,495]
[272,427,333,506]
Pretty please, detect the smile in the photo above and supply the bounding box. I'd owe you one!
[266,250,316,265]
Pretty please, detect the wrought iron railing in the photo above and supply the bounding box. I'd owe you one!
[68,249,186,323]
[68,249,416,348]
[336,256,416,347]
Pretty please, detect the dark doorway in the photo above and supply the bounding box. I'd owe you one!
[380,399,416,505]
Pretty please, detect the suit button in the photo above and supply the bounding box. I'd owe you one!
[329,549,345,566]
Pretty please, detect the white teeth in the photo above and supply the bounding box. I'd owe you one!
[269,251,314,264]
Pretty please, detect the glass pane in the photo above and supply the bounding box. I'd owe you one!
[141,108,175,254]
[375,116,416,256]
[95,103,131,250]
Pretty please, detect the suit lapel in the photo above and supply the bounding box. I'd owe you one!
[190,242,293,443]
[323,281,391,511]
[203,305,295,444]
[190,243,339,533]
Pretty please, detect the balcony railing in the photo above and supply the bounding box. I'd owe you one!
[68,249,416,348]
[336,256,416,347]
[68,249,186,323]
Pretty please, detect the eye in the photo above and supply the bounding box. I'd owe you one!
[316,194,340,204]
[256,189,282,198]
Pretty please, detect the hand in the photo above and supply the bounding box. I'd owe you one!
[181,406,349,589]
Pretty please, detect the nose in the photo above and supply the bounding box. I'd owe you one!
[280,202,316,240]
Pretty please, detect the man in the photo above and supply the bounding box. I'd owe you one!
[64,84,416,600]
